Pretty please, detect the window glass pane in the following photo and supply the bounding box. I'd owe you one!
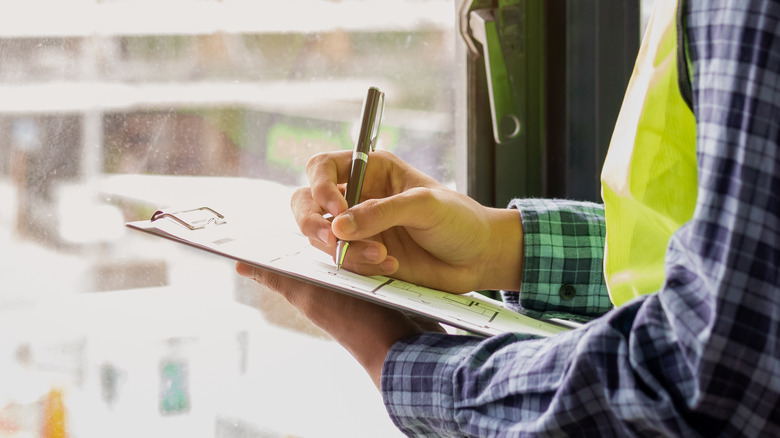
[0,1,455,436]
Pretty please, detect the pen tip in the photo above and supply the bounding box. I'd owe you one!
[335,240,348,270]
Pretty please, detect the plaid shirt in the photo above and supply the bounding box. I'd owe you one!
[381,1,780,436]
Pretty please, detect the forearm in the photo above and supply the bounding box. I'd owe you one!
[380,298,703,437]
[381,322,612,437]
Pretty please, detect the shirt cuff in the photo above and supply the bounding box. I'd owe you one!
[505,198,612,319]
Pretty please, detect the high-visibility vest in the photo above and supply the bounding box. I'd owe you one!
[601,0,697,306]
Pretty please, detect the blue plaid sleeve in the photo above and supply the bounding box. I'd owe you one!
[381,1,780,436]
[503,199,612,320]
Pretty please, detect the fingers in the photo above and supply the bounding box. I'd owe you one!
[301,150,440,225]
[305,151,352,216]
[292,186,334,247]
[236,262,324,312]
[236,262,332,320]
[291,185,400,276]
[236,261,254,278]
[236,260,433,389]
[296,150,414,250]
[331,187,442,241]
[236,261,399,327]
[235,262,286,298]
[336,241,400,276]
[296,150,357,248]
[406,313,447,334]
[305,150,433,215]
[237,261,429,334]
[296,151,463,280]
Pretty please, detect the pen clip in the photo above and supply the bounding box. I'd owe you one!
[151,207,226,230]
[369,91,385,151]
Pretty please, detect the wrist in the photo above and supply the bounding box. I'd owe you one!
[481,207,524,291]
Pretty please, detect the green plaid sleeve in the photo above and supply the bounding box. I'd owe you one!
[501,198,612,321]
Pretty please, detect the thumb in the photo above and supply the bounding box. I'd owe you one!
[331,187,440,240]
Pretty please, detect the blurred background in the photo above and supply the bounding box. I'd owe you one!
[0,1,455,436]
[0,0,654,437]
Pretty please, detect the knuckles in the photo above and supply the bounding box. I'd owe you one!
[304,151,329,173]
[290,186,309,207]
[304,150,351,174]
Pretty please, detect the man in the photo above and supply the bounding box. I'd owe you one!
[238,0,780,435]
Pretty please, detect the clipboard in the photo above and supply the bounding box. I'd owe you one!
[127,206,579,337]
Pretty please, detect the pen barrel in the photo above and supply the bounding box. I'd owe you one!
[344,86,384,208]
[344,155,368,207]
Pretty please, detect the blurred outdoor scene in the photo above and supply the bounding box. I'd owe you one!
[0,1,455,437]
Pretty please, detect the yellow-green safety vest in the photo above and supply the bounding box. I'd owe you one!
[601,0,697,306]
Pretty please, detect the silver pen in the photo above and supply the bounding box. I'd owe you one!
[336,86,385,270]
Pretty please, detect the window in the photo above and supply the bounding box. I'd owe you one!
[0,1,455,436]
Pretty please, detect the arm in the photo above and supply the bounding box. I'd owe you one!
[380,198,623,436]
[238,153,610,393]
[382,1,780,436]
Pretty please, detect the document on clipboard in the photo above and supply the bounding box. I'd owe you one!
[126,206,578,337]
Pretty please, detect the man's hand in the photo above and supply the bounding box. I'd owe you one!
[295,150,524,293]
[235,262,444,389]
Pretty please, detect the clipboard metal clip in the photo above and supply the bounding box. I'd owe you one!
[151,207,226,230]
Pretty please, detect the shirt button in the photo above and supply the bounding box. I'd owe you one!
[559,284,577,300]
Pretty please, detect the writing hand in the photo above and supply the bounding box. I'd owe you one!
[294,150,524,293]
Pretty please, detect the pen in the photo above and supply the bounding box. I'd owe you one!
[336,86,385,270]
